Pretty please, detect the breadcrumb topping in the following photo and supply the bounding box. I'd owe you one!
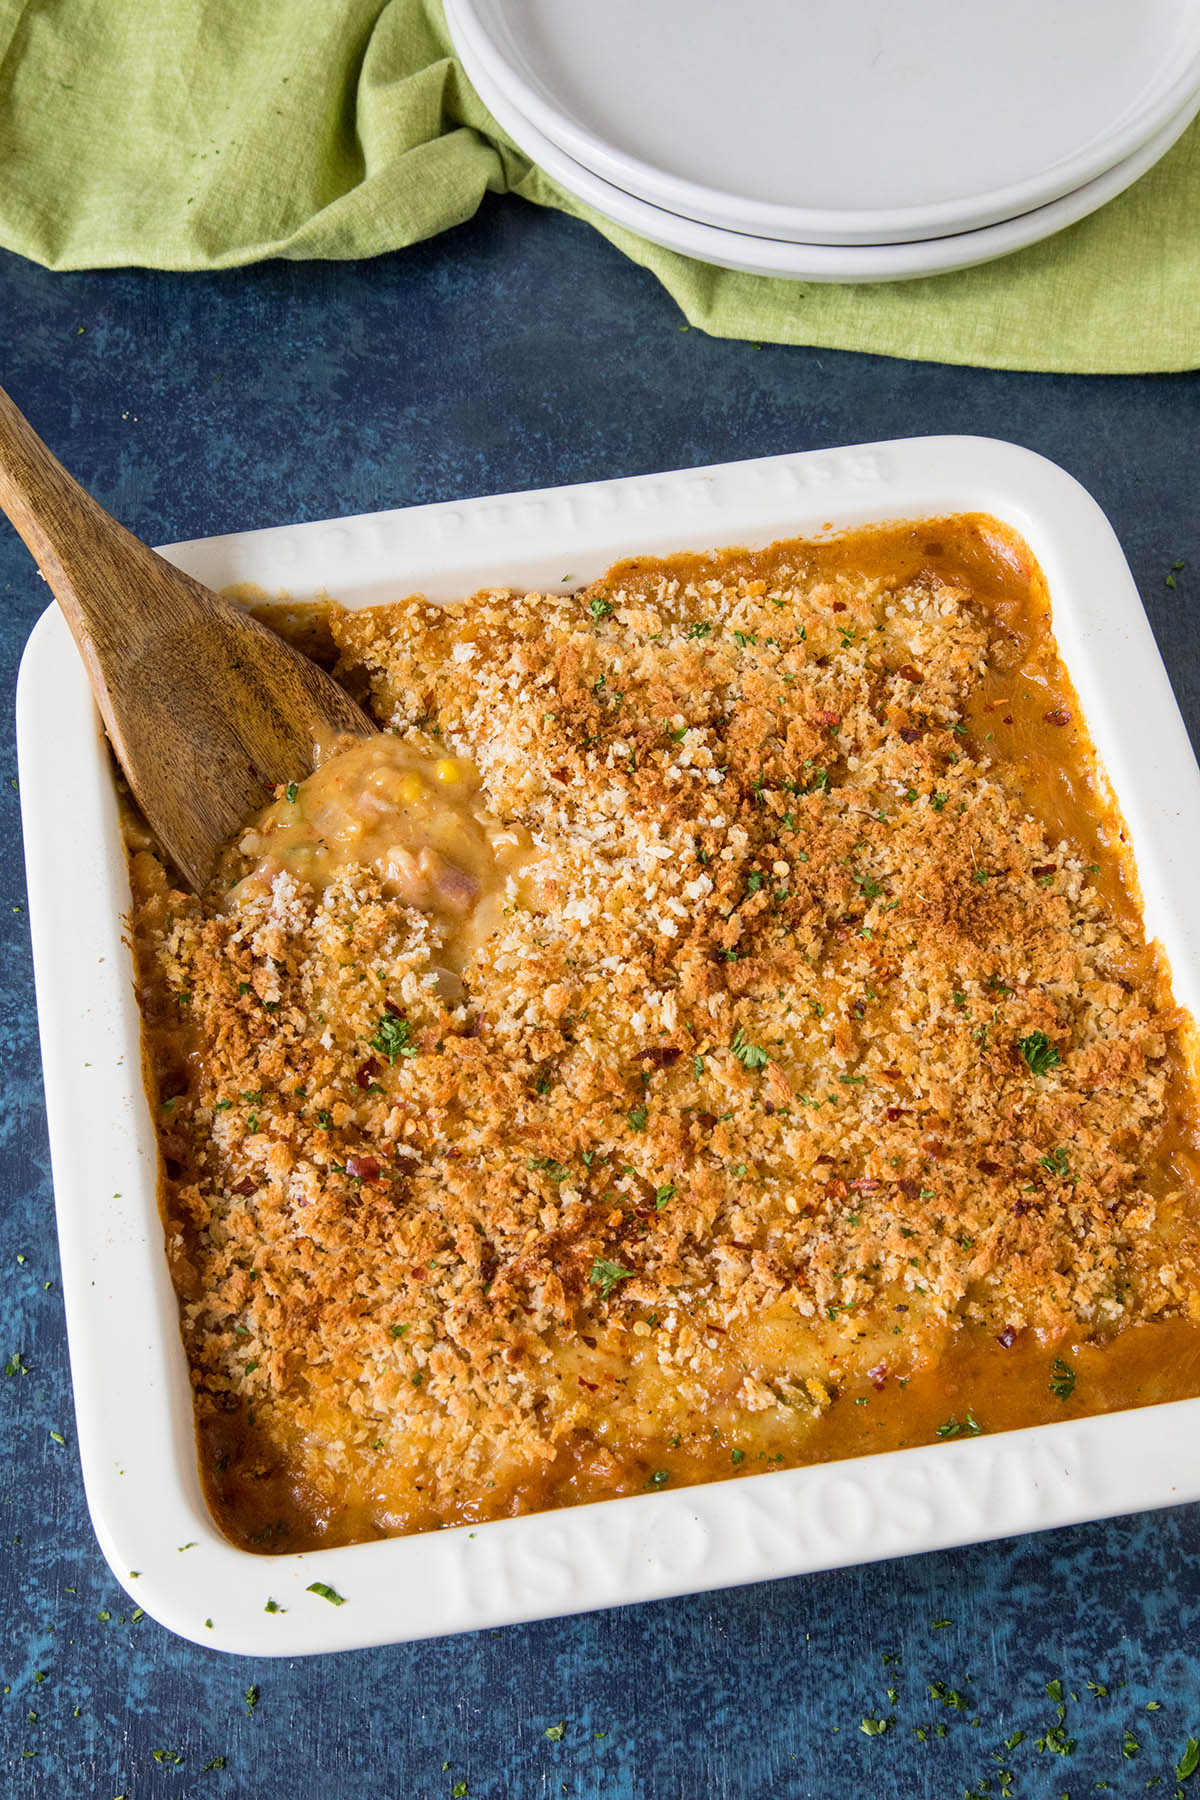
[128,520,1200,1547]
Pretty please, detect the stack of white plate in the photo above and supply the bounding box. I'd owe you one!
[445,0,1200,281]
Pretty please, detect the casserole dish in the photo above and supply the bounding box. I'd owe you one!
[18,435,1200,1655]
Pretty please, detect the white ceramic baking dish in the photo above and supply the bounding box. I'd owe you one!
[17,436,1200,1657]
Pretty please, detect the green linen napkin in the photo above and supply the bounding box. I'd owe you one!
[0,0,1196,371]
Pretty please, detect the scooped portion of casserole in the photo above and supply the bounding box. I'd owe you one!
[126,516,1200,1551]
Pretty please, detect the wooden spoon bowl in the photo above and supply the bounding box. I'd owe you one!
[0,385,373,890]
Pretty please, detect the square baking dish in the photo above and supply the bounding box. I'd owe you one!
[17,435,1200,1657]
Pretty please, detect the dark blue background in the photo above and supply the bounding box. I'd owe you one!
[2,198,1200,1799]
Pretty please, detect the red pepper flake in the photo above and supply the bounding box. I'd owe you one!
[233,1176,256,1197]
[850,1177,882,1191]
[813,709,842,728]
[355,1058,380,1089]
[866,1361,889,1389]
[1031,863,1056,878]
[832,600,847,613]
[1043,708,1071,726]
[898,725,921,743]
[885,1106,910,1122]
[897,663,924,685]
[639,1046,681,1068]
[977,1159,1002,1175]
[997,1325,1018,1348]
[578,1376,599,1391]
[825,1178,848,1199]
[551,766,570,784]
[345,1155,381,1182]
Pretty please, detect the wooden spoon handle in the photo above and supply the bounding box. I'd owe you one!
[0,383,170,663]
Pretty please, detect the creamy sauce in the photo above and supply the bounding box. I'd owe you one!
[230,734,538,967]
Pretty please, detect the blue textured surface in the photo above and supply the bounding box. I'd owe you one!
[2,198,1200,1799]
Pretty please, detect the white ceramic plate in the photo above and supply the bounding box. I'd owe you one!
[449,3,1200,286]
[453,0,1200,245]
[18,437,1200,1657]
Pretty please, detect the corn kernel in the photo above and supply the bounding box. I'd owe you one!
[433,758,462,785]
[397,772,426,806]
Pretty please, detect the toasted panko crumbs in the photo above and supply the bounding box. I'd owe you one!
[128,522,1200,1547]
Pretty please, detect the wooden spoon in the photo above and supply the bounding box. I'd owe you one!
[0,384,373,891]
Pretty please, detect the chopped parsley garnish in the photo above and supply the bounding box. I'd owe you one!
[627,1105,648,1131]
[1050,1357,1076,1400]
[590,1257,634,1300]
[655,1184,676,1209]
[646,1469,670,1486]
[1018,1031,1061,1075]
[860,1718,893,1737]
[589,596,613,622]
[544,1723,566,1741]
[1040,1146,1071,1178]
[935,1411,983,1439]
[528,1156,571,1183]
[1178,1737,1200,1781]
[685,620,712,639]
[731,1028,769,1070]
[264,1598,285,1613]
[306,1580,346,1606]
[285,781,299,803]
[244,1685,259,1716]
[370,1013,418,1064]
